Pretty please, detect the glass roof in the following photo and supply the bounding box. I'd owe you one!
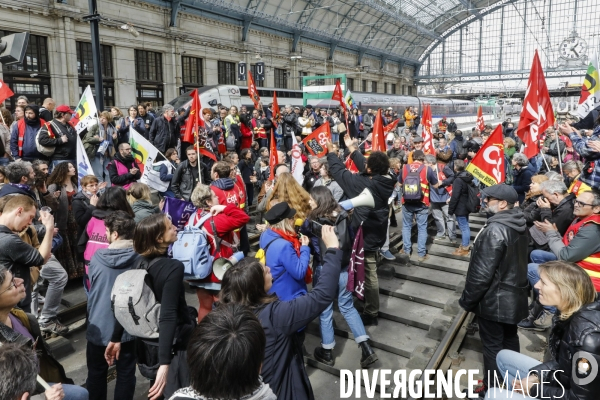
[381,0,464,25]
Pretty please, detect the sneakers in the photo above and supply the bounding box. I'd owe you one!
[417,254,429,263]
[313,347,334,366]
[360,314,378,326]
[359,342,378,368]
[517,316,540,331]
[452,246,470,257]
[379,249,396,261]
[533,309,553,330]
[40,319,69,335]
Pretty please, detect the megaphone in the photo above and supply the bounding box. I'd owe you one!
[339,188,376,211]
[212,251,244,280]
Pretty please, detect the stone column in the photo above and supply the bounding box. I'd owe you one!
[113,46,137,109]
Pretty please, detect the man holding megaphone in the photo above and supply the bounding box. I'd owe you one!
[326,135,395,326]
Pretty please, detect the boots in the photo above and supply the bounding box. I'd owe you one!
[518,300,544,331]
[359,342,378,368]
[313,347,334,366]
[452,245,470,257]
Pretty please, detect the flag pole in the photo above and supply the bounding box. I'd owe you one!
[0,111,5,126]
[196,124,202,185]
[555,133,563,175]
[539,149,551,172]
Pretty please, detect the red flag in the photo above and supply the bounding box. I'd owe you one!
[332,80,347,115]
[302,123,331,157]
[465,124,505,186]
[248,73,261,109]
[476,105,485,132]
[0,80,14,105]
[268,128,278,181]
[422,104,435,154]
[517,50,555,158]
[183,89,201,143]
[193,137,218,162]
[371,109,386,152]
[384,119,399,134]
[345,157,359,174]
[271,91,280,128]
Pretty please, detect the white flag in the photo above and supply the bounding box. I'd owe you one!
[76,136,93,190]
[129,126,170,192]
[290,134,304,186]
[576,51,600,118]
[72,86,99,134]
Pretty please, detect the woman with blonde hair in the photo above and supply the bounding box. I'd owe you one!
[265,172,312,221]
[521,174,549,226]
[126,182,160,223]
[486,261,599,400]
[503,137,516,160]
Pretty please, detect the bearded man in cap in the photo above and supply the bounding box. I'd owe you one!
[459,184,529,397]
[37,104,78,168]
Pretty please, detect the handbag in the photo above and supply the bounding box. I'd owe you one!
[337,123,347,134]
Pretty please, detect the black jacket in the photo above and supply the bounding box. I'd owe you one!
[327,150,395,251]
[37,119,77,160]
[447,121,457,133]
[529,300,600,400]
[512,164,535,204]
[448,171,474,217]
[530,193,575,236]
[459,208,529,324]
[521,194,542,226]
[171,160,209,201]
[107,153,141,187]
[302,169,320,193]
[257,248,342,400]
[149,115,180,153]
[72,191,95,244]
[282,112,298,137]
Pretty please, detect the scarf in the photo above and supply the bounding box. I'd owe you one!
[271,228,301,256]
[9,183,32,192]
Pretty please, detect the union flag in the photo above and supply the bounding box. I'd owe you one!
[465,125,505,186]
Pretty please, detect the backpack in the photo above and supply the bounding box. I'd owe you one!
[454,138,468,160]
[36,121,59,157]
[466,182,481,213]
[111,258,162,340]
[402,164,425,202]
[172,212,214,279]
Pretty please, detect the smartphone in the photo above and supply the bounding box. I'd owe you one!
[310,220,324,237]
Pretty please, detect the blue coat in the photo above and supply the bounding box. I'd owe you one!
[259,228,311,302]
[512,164,535,204]
[429,164,455,203]
[10,122,46,160]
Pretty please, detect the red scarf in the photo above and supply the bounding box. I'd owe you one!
[271,228,300,255]
[18,118,46,157]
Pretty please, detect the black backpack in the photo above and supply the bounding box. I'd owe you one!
[466,182,480,213]
[402,164,425,202]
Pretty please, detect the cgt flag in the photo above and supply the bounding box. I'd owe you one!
[183,89,203,144]
[248,73,261,109]
[371,109,386,152]
[71,85,98,135]
[422,104,435,154]
[517,50,555,158]
[466,124,505,187]
[0,79,14,105]
[577,51,600,118]
[476,105,485,132]
[302,122,331,157]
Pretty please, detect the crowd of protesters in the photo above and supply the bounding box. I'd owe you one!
[0,92,599,400]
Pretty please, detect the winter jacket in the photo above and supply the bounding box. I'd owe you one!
[10,120,46,160]
[85,123,115,159]
[47,183,73,233]
[450,135,466,160]
[327,150,395,251]
[257,248,342,400]
[238,159,255,185]
[73,190,95,243]
[362,113,374,133]
[302,169,320,193]
[158,161,176,193]
[87,239,139,346]
[459,208,529,324]
[172,160,205,201]
[448,171,474,217]
[447,121,457,133]
[0,183,36,200]
[529,193,575,236]
[300,211,352,268]
[259,228,311,302]
[521,194,542,226]
[131,200,160,223]
[545,217,600,263]
[512,164,535,204]
[387,147,405,161]
[429,164,455,203]
[570,131,600,190]
[313,178,344,202]
[149,115,180,153]
[117,116,146,142]
[37,119,77,161]
[528,300,600,400]
[107,152,141,188]
[282,112,298,137]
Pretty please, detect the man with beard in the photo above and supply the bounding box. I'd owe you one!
[37,104,78,169]
[458,184,529,397]
[107,143,141,188]
[0,161,37,199]
[10,104,48,162]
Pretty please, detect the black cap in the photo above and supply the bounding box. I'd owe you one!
[481,184,518,204]
[264,202,296,225]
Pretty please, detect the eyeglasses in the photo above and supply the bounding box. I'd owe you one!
[574,199,594,207]
[0,276,16,296]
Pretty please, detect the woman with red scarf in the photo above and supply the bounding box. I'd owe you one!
[258,202,311,302]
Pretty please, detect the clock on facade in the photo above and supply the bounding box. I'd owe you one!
[559,33,588,60]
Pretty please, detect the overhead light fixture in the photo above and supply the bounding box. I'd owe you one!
[290,55,302,60]
[120,23,140,38]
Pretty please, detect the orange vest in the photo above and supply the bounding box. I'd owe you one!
[563,214,600,291]
[402,162,430,206]
[568,175,592,197]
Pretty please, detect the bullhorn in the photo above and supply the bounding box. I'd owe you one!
[339,188,375,211]
[212,252,244,280]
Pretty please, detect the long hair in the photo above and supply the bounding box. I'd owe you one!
[133,213,171,257]
[126,182,152,204]
[266,172,311,220]
[538,261,596,320]
[219,258,277,307]
[96,186,135,217]
[525,174,549,200]
[47,162,77,188]
[308,186,341,221]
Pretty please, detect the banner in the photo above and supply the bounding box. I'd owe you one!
[476,105,485,132]
[371,109,386,152]
[422,104,435,154]
[302,123,331,157]
[345,89,356,110]
[71,85,99,135]
[577,51,600,118]
[76,135,93,190]
[0,79,14,105]
[248,72,261,109]
[130,126,170,192]
[163,197,197,231]
[466,124,505,187]
[517,50,555,158]
[346,224,365,301]
[290,133,304,186]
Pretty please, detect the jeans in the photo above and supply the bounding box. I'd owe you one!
[381,219,391,252]
[38,255,68,323]
[402,203,429,257]
[529,249,558,264]
[160,189,176,198]
[49,383,89,400]
[478,317,520,387]
[331,133,340,144]
[313,266,369,348]
[431,202,456,239]
[527,263,557,313]
[456,216,470,247]
[363,251,381,318]
[485,350,540,399]
[90,155,111,184]
[86,340,136,400]
[0,157,10,166]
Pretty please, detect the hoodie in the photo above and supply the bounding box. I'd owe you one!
[87,239,140,346]
[485,207,527,234]
[211,177,235,191]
